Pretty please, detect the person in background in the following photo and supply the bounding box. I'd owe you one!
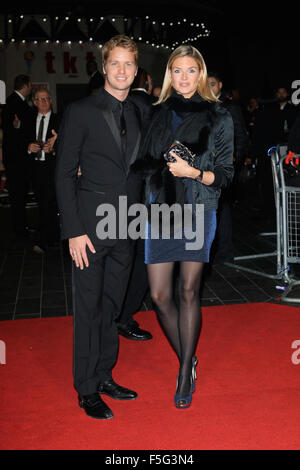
[208,72,249,263]
[152,85,162,100]
[130,67,156,108]
[2,75,33,240]
[26,88,60,254]
[86,60,105,95]
[245,97,260,141]
[249,87,298,217]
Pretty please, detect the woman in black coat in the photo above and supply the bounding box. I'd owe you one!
[139,45,234,409]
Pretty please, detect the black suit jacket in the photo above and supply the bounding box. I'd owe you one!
[25,110,60,157]
[2,92,34,168]
[55,87,142,241]
[219,92,249,164]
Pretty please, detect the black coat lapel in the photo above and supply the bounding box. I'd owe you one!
[101,106,122,154]
[126,104,141,172]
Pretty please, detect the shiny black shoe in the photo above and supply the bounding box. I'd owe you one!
[98,379,138,400]
[117,323,153,341]
[78,393,114,420]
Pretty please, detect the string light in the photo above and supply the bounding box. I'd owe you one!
[3,14,210,50]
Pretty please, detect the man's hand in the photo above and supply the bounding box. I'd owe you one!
[28,142,41,153]
[13,114,19,128]
[46,129,58,153]
[42,141,52,153]
[69,235,96,270]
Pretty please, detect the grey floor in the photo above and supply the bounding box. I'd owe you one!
[0,193,300,321]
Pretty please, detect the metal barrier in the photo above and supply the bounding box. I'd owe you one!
[225,146,300,303]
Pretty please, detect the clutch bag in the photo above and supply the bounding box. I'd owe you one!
[164,140,196,167]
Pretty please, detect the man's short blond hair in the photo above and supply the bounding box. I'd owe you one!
[102,35,138,65]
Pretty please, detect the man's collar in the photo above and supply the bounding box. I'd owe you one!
[102,87,130,110]
[37,111,52,118]
[131,88,147,93]
[14,90,25,101]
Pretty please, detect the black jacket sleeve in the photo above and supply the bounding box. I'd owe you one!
[210,109,235,189]
[55,103,87,240]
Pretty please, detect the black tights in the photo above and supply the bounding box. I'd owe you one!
[147,261,204,396]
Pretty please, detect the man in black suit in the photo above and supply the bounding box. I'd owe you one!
[26,87,60,253]
[2,75,33,239]
[86,60,105,95]
[56,35,144,420]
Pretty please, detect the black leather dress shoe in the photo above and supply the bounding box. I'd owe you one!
[98,379,138,400]
[118,323,153,341]
[78,393,114,420]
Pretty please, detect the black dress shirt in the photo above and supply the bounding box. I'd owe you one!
[102,88,140,166]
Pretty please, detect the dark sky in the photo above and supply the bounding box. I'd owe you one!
[2,0,299,102]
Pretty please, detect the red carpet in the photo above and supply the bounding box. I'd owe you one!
[1,303,300,450]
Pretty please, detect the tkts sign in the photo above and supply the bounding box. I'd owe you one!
[45,51,96,74]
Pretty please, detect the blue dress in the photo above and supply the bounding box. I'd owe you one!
[145,111,217,264]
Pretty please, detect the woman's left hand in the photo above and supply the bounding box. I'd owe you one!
[166,151,194,178]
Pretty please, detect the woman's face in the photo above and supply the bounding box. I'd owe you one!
[170,56,201,99]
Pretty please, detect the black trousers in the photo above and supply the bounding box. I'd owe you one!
[117,238,149,326]
[72,239,134,396]
[32,158,59,245]
[6,163,30,237]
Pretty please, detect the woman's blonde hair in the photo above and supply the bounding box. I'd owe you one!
[155,45,219,105]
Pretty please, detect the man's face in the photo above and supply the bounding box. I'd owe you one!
[208,77,223,98]
[33,91,51,114]
[276,88,288,103]
[103,47,137,95]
